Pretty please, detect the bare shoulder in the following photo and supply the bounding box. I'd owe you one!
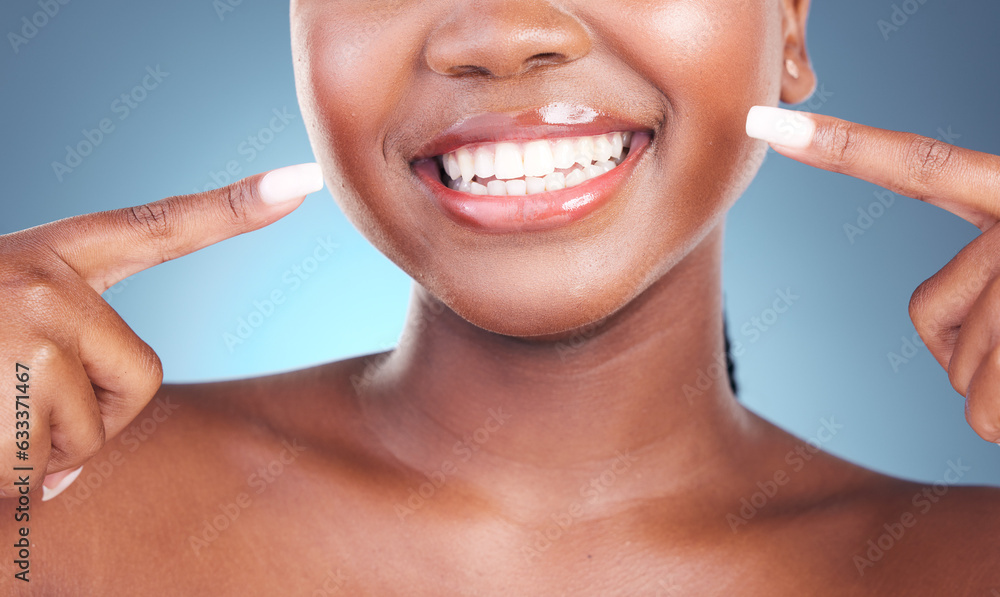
[860,475,1000,589]
[723,417,1000,594]
[779,450,1000,593]
[0,352,384,595]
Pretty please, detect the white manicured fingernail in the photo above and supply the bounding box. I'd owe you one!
[746,106,816,149]
[259,163,325,205]
[41,466,84,502]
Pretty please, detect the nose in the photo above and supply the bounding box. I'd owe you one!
[424,1,592,79]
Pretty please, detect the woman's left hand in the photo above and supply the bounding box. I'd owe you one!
[746,105,1000,442]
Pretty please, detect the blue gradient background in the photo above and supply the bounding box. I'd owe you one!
[1,1,998,486]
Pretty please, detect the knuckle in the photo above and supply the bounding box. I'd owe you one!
[908,279,936,330]
[60,423,106,465]
[140,343,164,396]
[0,267,63,310]
[947,357,970,398]
[904,136,954,199]
[79,426,107,461]
[25,339,69,370]
[123,202,173,246]
[818,118,857,167]
[219,178,258,227]
[967,399,1000,443]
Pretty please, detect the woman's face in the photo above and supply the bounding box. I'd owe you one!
[290,0,812,337]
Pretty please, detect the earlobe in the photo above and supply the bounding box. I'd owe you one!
[780,55,817,105]
[779,0,816,105]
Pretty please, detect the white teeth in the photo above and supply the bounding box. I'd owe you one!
[473,146,495,179]
[444,153,461,180]
[438,129,641,195]
[552,139,576,169]
[594,135,614,162]
[610,133,624,160]
[525,177,547,194]
[506,179,527,196]
[457,148,476,183]
[574,137,595,166]
[544,172,566,191]
[584,165,605,180]
[493,143,524,180]
[487,180,507,196]
[523,140,555,178]
[565,168,587,188]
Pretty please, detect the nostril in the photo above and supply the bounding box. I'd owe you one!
[450,64,493,77]
[424,4,591,80]
[531,52,563,64]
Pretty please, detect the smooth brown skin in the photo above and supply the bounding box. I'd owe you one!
[2,0,1000,594]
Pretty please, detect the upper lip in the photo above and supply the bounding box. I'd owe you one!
[409,104,655,163]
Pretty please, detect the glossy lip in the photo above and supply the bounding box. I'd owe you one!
[410,106,655,234]
[411,105,651,161]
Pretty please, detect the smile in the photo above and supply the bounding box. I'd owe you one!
[412,113,653,233]
[438,131,640,196]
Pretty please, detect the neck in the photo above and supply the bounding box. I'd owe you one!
[360,223,758,507]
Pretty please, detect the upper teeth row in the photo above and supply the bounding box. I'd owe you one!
[441,131,634,182]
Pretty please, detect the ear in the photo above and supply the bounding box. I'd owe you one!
[780,0,816,105]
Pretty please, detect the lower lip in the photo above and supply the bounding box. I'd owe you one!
[413,133,652,233]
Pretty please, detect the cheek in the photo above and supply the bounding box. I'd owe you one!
[292,4,432,249]
[604,0,782,230]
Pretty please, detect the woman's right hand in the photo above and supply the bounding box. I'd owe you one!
[0,162,324,501]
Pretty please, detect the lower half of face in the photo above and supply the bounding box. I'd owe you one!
[291,0,784,337]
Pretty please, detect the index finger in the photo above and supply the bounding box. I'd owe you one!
[22,162,324,293]
[746,106,1000,230]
